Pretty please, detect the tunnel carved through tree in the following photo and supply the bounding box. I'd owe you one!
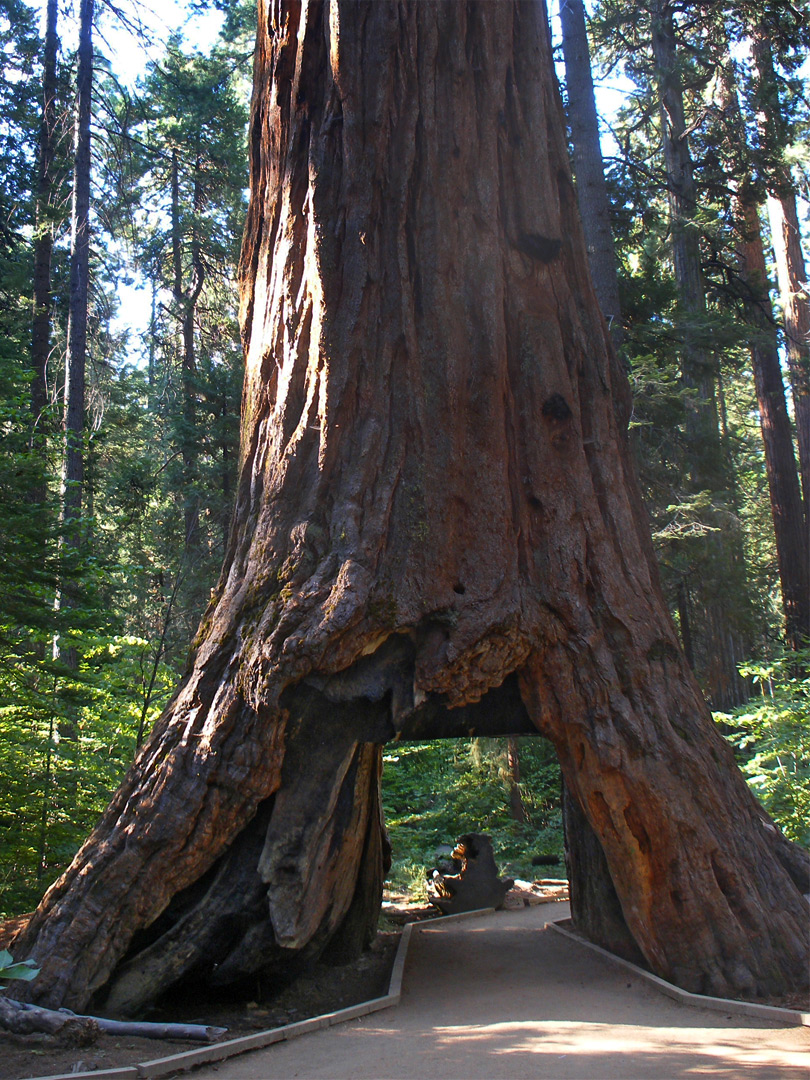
[9,0,809,1016]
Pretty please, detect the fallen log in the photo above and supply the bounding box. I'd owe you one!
[0,995,99,1044]
[0,996,227,1043]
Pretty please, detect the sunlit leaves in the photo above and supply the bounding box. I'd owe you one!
[717,651,810,846]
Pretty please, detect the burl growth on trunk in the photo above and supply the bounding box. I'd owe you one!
[9,0,809,1016]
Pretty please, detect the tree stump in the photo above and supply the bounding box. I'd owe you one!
[427,834,514,915]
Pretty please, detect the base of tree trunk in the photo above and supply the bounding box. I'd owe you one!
[562,779,645,965]
[11,639,810,1015]
[9,0,810,1019]
[93,698,389,1018]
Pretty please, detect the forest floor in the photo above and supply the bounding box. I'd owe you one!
[3,927,402,1080]
[5,880,807,1080]
[1,886,517,1080]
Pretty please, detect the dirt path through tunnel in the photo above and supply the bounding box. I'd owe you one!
[185,904,809,1080]
[186,902,807,1080]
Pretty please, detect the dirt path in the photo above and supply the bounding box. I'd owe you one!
[189,904,810,1080]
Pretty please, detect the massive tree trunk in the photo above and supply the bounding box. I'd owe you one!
[10,0,808,1015]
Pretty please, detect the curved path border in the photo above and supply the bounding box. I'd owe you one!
[28,910,490,1080]
[29,906,808,1080]
[547,920,809,1028]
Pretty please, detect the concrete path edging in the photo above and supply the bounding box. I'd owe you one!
[28,908,496,1080]
[548,918,810,1028]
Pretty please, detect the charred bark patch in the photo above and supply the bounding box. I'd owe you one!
[516,231,562,263]
[541,392,573,422]
[646,638,680,664]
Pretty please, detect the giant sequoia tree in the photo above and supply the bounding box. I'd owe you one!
[10,0,809,1015]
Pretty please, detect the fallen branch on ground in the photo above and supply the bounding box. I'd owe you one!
[0,995,227,1042]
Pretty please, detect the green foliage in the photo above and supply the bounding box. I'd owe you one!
[96,34,249,660]
[382,738,564,895]
[716,651,810,847]
[584,0,804,707]
[0,949,39,989]
[0,8,251,921]
[0,628,174,918]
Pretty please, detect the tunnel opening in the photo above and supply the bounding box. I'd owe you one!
[99,634,643,1019]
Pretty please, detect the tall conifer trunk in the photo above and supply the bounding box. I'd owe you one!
[31,0,59,441]
[61,0,93,540]
[752,35,810,546]
[741,197,810,648]
[10,0,808,1016]
[171,148,205,553]
[650,0,748,706]
[559,0,622,348]
[717,64,809,649]
[767,194,810,534]
[50,0,93,810]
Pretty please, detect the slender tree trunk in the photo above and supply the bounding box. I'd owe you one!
[650,1,749,707]
[505,737,528,823]
[739,200,809,646]
[767,194,810,537]
[716,65,809,649]
[148,279,157,409]
[559,0,622,349]
[171,149,183,304]
[11,0,808,1016]
[31,0,59,440]
[650,1,718,482]
[48,0,93,826]
[62,0,93,541]
[752,34,810,550]
[171,148,205,552]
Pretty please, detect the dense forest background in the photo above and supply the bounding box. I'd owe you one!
[0,0,807,920]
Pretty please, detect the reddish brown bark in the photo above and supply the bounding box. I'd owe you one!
[768,194,810,515]
[562,779,644,965]
[716,63,809,648]
[739,196,809,648]
[10,0,809,1014]
[753,34,810,546]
